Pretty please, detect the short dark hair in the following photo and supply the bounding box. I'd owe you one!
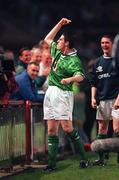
[101,35,114,43]
[62,29,75,49]
[28,61,39,67]
[19,47,30,56]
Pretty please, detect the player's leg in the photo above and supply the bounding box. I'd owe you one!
[61,120,89,168]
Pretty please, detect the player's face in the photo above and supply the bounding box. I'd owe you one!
[101,37,113,56]
[57,35,66,51]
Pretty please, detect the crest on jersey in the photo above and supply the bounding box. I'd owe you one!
[96,66,103,72]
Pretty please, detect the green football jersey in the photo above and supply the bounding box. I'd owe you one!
[48,41,84,91]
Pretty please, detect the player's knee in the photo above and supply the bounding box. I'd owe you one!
[99,126,108,134]
[48,128,57,135]
[63,126,73,133]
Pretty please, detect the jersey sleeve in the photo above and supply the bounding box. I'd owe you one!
[68,57,85,77]
[88,60,98,87]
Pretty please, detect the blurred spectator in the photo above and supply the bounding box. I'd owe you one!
[39,50,52,75]
[38,40,50,51]
[15,47,31,75]
[33,40,52,93]
[4,49,15,60]
[0,72,18,100]
[30,44,47,90]
[38,49,52,93]
[112,33,119,70]
[112,33,119,110]
[0,45,4,55]
[0,58,18,100]
[11,61,44,102]
[30,46,42,62]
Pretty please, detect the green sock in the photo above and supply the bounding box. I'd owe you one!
[48,135,59,168]
[67,130,87,160]
[97,134,107,139]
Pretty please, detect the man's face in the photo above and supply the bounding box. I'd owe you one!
[31,51,41,62]
[101,37,113,56]
[20,50,31,64]
[27,64,39,80]
[42,50,52,67]
[57,35,66,51]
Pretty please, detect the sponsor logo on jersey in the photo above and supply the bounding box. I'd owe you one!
[98,73,110,79]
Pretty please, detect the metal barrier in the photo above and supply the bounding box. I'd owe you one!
[30,102,46,162]
[0,99,72,173]
[0,100,45,171]
[25,101,46,163]
[0,101,26,169]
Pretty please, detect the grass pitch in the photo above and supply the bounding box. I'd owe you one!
[7,152,119,180]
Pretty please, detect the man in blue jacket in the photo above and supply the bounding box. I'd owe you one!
[12,61,44,102]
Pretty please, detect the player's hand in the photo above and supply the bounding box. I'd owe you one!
[60,18,71,26]
[91,98,97,108]
[61,78,71,85]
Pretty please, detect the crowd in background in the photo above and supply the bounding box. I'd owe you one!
[0,0,119,60]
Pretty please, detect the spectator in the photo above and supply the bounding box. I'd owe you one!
[0,45,4,55]
[30,46,42,62]
[38,40,50,51]
[38,49,52,93]
[15,47,31,75]
[11,61,44,102]
[30,45,48,91]
[0,57,18,100]
[4,49,15,61]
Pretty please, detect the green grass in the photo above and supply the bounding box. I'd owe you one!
[8,153,119,180]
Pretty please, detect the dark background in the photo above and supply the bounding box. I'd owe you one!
[0,0,119,59]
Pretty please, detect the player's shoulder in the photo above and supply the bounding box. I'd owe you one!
[96,56,103,62]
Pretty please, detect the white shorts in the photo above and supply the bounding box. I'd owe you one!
[96,99,119,120]
[43,86,74,120]
[112,108,119,119]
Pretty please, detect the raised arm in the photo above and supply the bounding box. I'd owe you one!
[44,18,71,46]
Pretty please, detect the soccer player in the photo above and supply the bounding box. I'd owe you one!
[43,18,89,172]
[90,35,119,165]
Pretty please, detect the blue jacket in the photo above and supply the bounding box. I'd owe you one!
[11,70,44,102]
